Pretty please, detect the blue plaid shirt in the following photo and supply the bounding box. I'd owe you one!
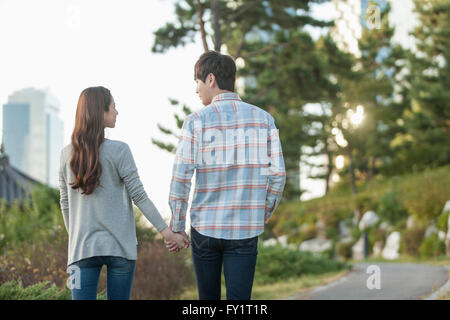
[169,92,286,239]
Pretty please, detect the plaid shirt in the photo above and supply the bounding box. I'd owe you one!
[169,92,286,239]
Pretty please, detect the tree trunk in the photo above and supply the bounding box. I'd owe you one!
[196,0,209,52]
[367,156,375,181]
[325,140,333,195]
[211,0,222,51]
[347,146,357,195]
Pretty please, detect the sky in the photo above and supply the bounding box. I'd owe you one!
[0,0,205,224]
[0,0,416,224]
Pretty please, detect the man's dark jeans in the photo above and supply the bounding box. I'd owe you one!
[190,226,258,300]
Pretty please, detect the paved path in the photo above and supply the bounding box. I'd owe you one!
[292,262,449,300]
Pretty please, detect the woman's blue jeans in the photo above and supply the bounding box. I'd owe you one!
[68,256,136,300]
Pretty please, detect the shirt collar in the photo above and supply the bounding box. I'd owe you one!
[212,92,242,103]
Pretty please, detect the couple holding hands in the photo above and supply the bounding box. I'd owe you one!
[59,51,286,300]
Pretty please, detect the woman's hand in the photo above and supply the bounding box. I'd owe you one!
[161,228,190,252]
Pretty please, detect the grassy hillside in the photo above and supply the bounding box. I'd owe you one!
[266,165,450,259]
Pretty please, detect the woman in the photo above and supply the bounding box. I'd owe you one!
[58,86,188,300]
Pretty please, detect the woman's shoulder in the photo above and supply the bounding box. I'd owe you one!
[103,138,129,150]
[102,139,132,158]
[61,143,73,160]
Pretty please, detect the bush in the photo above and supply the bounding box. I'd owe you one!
[336,241,354,260]
[0,280,107,300]
[0,228,69,288]
[254,245,349,285]
[302,224,317,241]
[437,211,449,234]
[419,234,446,258]
[400,167,450,225]
[0,280,72,300]
[377,190,409,225]
[0,186,65,251]
[401,227,425,256]
[369,228,388,248]
[131,240,195,299]
[351,194,378,217]
[351,226,362,242]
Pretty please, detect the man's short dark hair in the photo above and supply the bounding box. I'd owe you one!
[194,51,236,91]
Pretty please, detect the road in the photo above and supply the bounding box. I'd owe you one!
[291,262,449,300]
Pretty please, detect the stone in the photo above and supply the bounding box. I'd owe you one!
[406,216,416,229]
[382,231,401,260]
[277,235,288,247]
[352,236,365,260]
[373,241,384,258]
[379,221,393,232]
[315,219,327,239]
[359,211,380,231]
[299,238,332,254]
[425,224,438,238]
[339,220,351,238]
[442,200,450,214]
[299,223,310,232]
[262,238,277,247]
[340,236,353,244]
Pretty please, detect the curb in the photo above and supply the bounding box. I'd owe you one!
[423,265,450,300]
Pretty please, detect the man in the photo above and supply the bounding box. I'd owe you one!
[165,51,286,300]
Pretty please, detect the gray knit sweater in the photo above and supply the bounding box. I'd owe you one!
[58,138,168,266]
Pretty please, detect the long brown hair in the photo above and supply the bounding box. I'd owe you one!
[69,86,112,195]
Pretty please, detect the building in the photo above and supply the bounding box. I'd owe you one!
[331,0,417,57]
[2,87,64,187]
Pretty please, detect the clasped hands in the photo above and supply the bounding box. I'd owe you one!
[161,228,190,253]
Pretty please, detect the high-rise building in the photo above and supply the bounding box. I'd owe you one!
[331,0,364,57]
[2,87,64,187]
[331,0,417,57]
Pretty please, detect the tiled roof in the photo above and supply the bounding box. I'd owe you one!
[0,154,42,204]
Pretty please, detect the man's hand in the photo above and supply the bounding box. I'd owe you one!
[165,231,189,253]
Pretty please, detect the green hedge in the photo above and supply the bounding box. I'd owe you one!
[254,244,350,285]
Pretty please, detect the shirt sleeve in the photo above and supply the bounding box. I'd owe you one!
[265,116,286,223]
[168,115,197,232]
[116,143,168,232]
[58,149,70,232]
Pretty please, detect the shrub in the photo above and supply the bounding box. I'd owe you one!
[302,224,317,241]
[0,228,69,288]
[437,211,449,234]
[131,240,195,299]
[351,194,378,217]
[401,227,425,256]
[0,186,65,251]
[351,226,362,242]
[254,244,349,285]
[369,228,388,248]
[419,234,446,258]
[0,280,72,300]
[336,241,354,260]
[377,190,409,225]
[400,168,450,225]
[0,280,106,300]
